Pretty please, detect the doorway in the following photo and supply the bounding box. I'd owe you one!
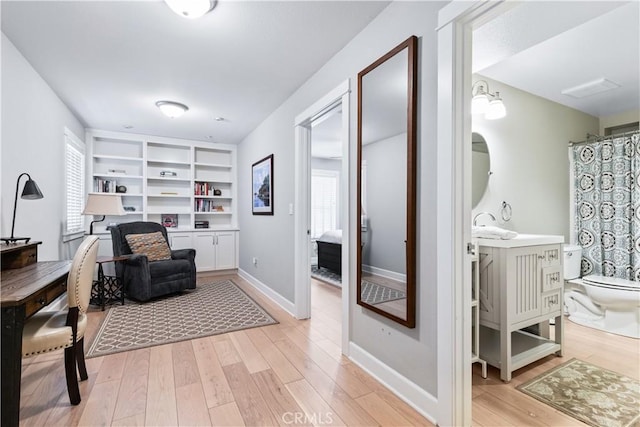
[293,80,351,354]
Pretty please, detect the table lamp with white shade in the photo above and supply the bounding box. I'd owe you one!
[82,193,126,234]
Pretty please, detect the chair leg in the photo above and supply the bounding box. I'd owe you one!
[64,346,81,405]
[76,337,88,381]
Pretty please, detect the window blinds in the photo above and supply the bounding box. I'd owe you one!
[65,133,85,234]
[311,170,339,238]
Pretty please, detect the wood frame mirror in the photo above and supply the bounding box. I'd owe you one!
[357,35,417,328]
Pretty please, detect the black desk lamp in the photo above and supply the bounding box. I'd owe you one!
[1,173,44,244]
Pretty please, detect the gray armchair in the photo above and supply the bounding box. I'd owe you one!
[110,221,196,302]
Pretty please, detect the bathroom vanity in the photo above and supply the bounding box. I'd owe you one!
[476,234,564,382]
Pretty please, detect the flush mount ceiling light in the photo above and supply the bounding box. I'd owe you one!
[156,100,189,118]
[472,80,506,120]
[163,0,216,19]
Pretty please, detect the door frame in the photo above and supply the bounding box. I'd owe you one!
[436,1,512,425]
[293,80,351,354]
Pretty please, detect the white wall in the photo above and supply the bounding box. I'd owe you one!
[599,109,639,135]
[238,1,444,399]
[1,33,86,260]
[472,75,599,241]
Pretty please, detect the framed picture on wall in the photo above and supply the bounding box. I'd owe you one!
[252,154,274,215]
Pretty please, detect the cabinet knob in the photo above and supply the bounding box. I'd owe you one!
[37,297,46,306]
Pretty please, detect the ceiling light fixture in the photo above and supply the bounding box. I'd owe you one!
[163,0,216,19]
[156,100,189,118]
[472,80,506,120]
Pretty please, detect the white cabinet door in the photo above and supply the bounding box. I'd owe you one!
[169,233,193,250]
[215,231,236,270]
[193,233,216,271]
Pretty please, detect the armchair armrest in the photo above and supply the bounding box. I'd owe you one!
[124,253,149,268]
[171,248,196,261]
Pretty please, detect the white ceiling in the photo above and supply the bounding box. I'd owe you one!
[1,1,389,144]
[474,1,639,118]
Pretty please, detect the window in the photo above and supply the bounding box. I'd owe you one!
[311,169,339,238]
[64,129,85,237]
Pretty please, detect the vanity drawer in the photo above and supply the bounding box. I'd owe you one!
[539,245,561,267]
[541,291,562,315]
[541,265,562,292]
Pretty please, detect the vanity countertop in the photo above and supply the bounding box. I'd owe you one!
[475,233,564,248]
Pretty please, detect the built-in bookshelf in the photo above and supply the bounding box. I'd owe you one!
[86,130,237,235]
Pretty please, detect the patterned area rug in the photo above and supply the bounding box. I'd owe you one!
[361,280,406,305]
[87,280,277,358]
[517,358,640,427]
[311,264,341,287]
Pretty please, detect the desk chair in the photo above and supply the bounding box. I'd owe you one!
[21,236,99,405]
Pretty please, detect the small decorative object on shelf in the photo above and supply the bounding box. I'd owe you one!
[195,220,209,229]
[162,214,178,228]
[160,191,178,195]
[108,169,126,174]
[116,185,127,193]
[123,206,136,212]
[213,188,222,196]
[160,170,177,177]
[215,206,224,212]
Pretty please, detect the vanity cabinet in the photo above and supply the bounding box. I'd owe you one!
[477,236,564,382]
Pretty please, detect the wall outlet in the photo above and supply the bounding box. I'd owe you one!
[252,257,258,266]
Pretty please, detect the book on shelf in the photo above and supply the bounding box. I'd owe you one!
[94,178,117,193]
[194,181,213,196]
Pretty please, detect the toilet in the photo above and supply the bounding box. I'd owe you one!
[563,244,640,339]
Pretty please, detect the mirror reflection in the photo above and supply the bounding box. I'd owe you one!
[472,132,490,208]
[357,36,417,328]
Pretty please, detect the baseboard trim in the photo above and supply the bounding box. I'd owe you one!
[362,264,406,282]
[349,342,438,425]
[238,268,296,317]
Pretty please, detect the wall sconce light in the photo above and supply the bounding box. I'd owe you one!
[82,193,126,235]
[156,100,189,118]
[472,81,506,120]
[163,0,216,19]
[1,173,44,244]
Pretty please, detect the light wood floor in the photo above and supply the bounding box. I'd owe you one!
[18,273,640,426]
[18,274,434,427]
[472,319,640,426]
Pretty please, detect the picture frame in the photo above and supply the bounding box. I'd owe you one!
[252,154,274,215]
[162,214,178,228]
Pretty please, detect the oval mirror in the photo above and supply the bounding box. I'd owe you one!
[472,132,490,208]
[357,36,417,328]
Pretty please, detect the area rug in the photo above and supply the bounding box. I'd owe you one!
[361,280,406,305]
[87,280,277,358]
[311,264,341,287]
[517,358,640,427]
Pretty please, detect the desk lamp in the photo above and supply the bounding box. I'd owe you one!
[1,173,44,244]
[82,193,126,234]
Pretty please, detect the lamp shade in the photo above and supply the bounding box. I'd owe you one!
[485,92,506,120]
[82,193,126,216]
[21,178,44,200]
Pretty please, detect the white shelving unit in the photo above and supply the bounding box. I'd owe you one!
[470,241,487,378]
[86,130,239,272]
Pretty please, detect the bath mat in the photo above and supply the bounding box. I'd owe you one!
[361,280,406,305]
[311,264,342,287]
[87,280,277,358]
[517,358,640,427]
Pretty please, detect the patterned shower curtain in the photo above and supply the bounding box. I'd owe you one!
[572,131,640,281]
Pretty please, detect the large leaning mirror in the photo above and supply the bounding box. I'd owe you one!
[357,35,417,328]
[471,132,491,208]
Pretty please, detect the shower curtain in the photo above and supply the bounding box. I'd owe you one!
[572,131,639,281]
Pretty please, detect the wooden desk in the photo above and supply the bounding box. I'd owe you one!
[1,261,71,427]
[1,241,42,270]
